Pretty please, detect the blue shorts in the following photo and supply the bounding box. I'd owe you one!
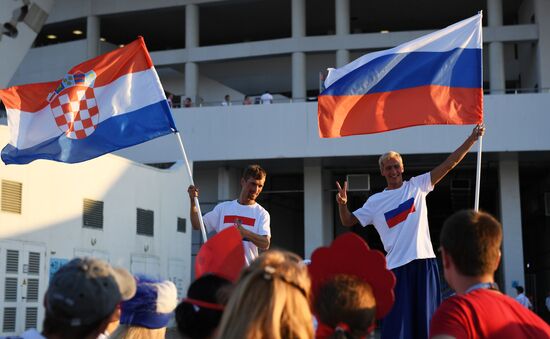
[381,258,442,339]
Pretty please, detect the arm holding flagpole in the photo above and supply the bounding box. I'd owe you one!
[430,124,485,187]
[175,132,208,243]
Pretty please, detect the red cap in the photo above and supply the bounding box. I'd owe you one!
[195,227,245,282]
[308,232,396,319]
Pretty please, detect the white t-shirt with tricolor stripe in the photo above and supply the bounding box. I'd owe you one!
[353,172,436,270]
[203,199,271,265]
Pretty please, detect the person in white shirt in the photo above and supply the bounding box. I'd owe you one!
[336,124,484,339]
[260,91,273,104]
[221,94,231,106]
[188,164,270,265]
[515,286,533,309]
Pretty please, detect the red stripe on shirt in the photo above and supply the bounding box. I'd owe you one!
[224,215,256,227]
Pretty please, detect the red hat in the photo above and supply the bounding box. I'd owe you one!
[195,227,245,282]
[308,232,396,319]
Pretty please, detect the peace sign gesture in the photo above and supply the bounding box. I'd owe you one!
[336,181,348,205]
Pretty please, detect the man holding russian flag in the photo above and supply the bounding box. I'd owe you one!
[323,13,485,339]
[336,125,484,338]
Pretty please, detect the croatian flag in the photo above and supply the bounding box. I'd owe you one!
[318,14,483,138]
[0,37,176,164]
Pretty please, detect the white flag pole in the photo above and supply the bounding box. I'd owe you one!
[175,131,208,243]
[474,10,483,212]
[474,134,483,211]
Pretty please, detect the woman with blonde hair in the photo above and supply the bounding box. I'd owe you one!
[216,249,313,339]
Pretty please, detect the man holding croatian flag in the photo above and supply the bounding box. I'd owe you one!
[324,14,485,339]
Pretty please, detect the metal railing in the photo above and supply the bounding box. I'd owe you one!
[172,88,549,108]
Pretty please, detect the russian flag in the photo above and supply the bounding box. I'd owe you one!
[384,198,416,228]
[0,37,176,164]
[318,14,483,138]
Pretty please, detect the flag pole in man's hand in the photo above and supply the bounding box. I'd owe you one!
[175,132,208,243]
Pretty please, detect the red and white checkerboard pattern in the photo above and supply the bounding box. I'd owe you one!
[50,86,99,139]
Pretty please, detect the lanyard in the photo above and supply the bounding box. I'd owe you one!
[465,282,499,294]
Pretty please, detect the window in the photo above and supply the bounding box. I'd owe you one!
[177,217,186,233]
[83,199,103,229]
[137,208,154,236]
[1,180,22,214]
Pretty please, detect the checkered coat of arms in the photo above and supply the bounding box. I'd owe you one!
[47,71,99,139]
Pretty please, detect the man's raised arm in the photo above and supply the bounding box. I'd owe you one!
[187,185,203,230]
[430,124,485,187]
[336,181,359,227]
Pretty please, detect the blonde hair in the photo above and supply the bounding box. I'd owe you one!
[216,250,313,339]
[109,325,166,339]
[378,151,402,171]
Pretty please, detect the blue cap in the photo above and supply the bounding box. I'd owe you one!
[120,276,178,329]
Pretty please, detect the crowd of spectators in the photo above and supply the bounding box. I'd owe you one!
[10,210,550,339]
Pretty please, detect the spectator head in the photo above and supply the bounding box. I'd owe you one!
[315,275,376,339]
[243,95,253,105]
[217,250,313,339]
[176,274,233,339]
[516,286,525,294]
[309,233,395,338]
[241,164,266,181]
[112,276,178,339]
[42,257,136,339]
[440,210,502,281]
[184,97,192,107]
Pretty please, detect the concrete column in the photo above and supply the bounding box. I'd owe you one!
[185,4,199,102]
[498,153,525,296]
[291,0,306,101]
[291,0,305,38]
[488,0,506,93]
[336,49,350,68]
[86,15,100,59]
[534,0,550,91]
[185,62,198,104]
[217,167,240,201]
[304,159,333,258]
[292,52,306,101]
[185,4,199,48]
[335,0,350,67]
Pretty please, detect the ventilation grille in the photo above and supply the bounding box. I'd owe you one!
[2,307,16,332]
[83,198,104,229]
[6,250,19,273]
[137,208,154,236]
[25,307,38,330]
[26,279,39,301]
[28,252,40,275]
[1,180,22,214]
[177,217,186,233]
[4,278,17,301]
[346,174,370,191]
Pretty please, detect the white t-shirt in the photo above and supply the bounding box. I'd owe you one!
[203,200,270,265]
[260,92,273,104]
[353,172,436,270]
[516,293,533,309]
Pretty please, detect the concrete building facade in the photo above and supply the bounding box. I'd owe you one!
[2,0,550,331]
